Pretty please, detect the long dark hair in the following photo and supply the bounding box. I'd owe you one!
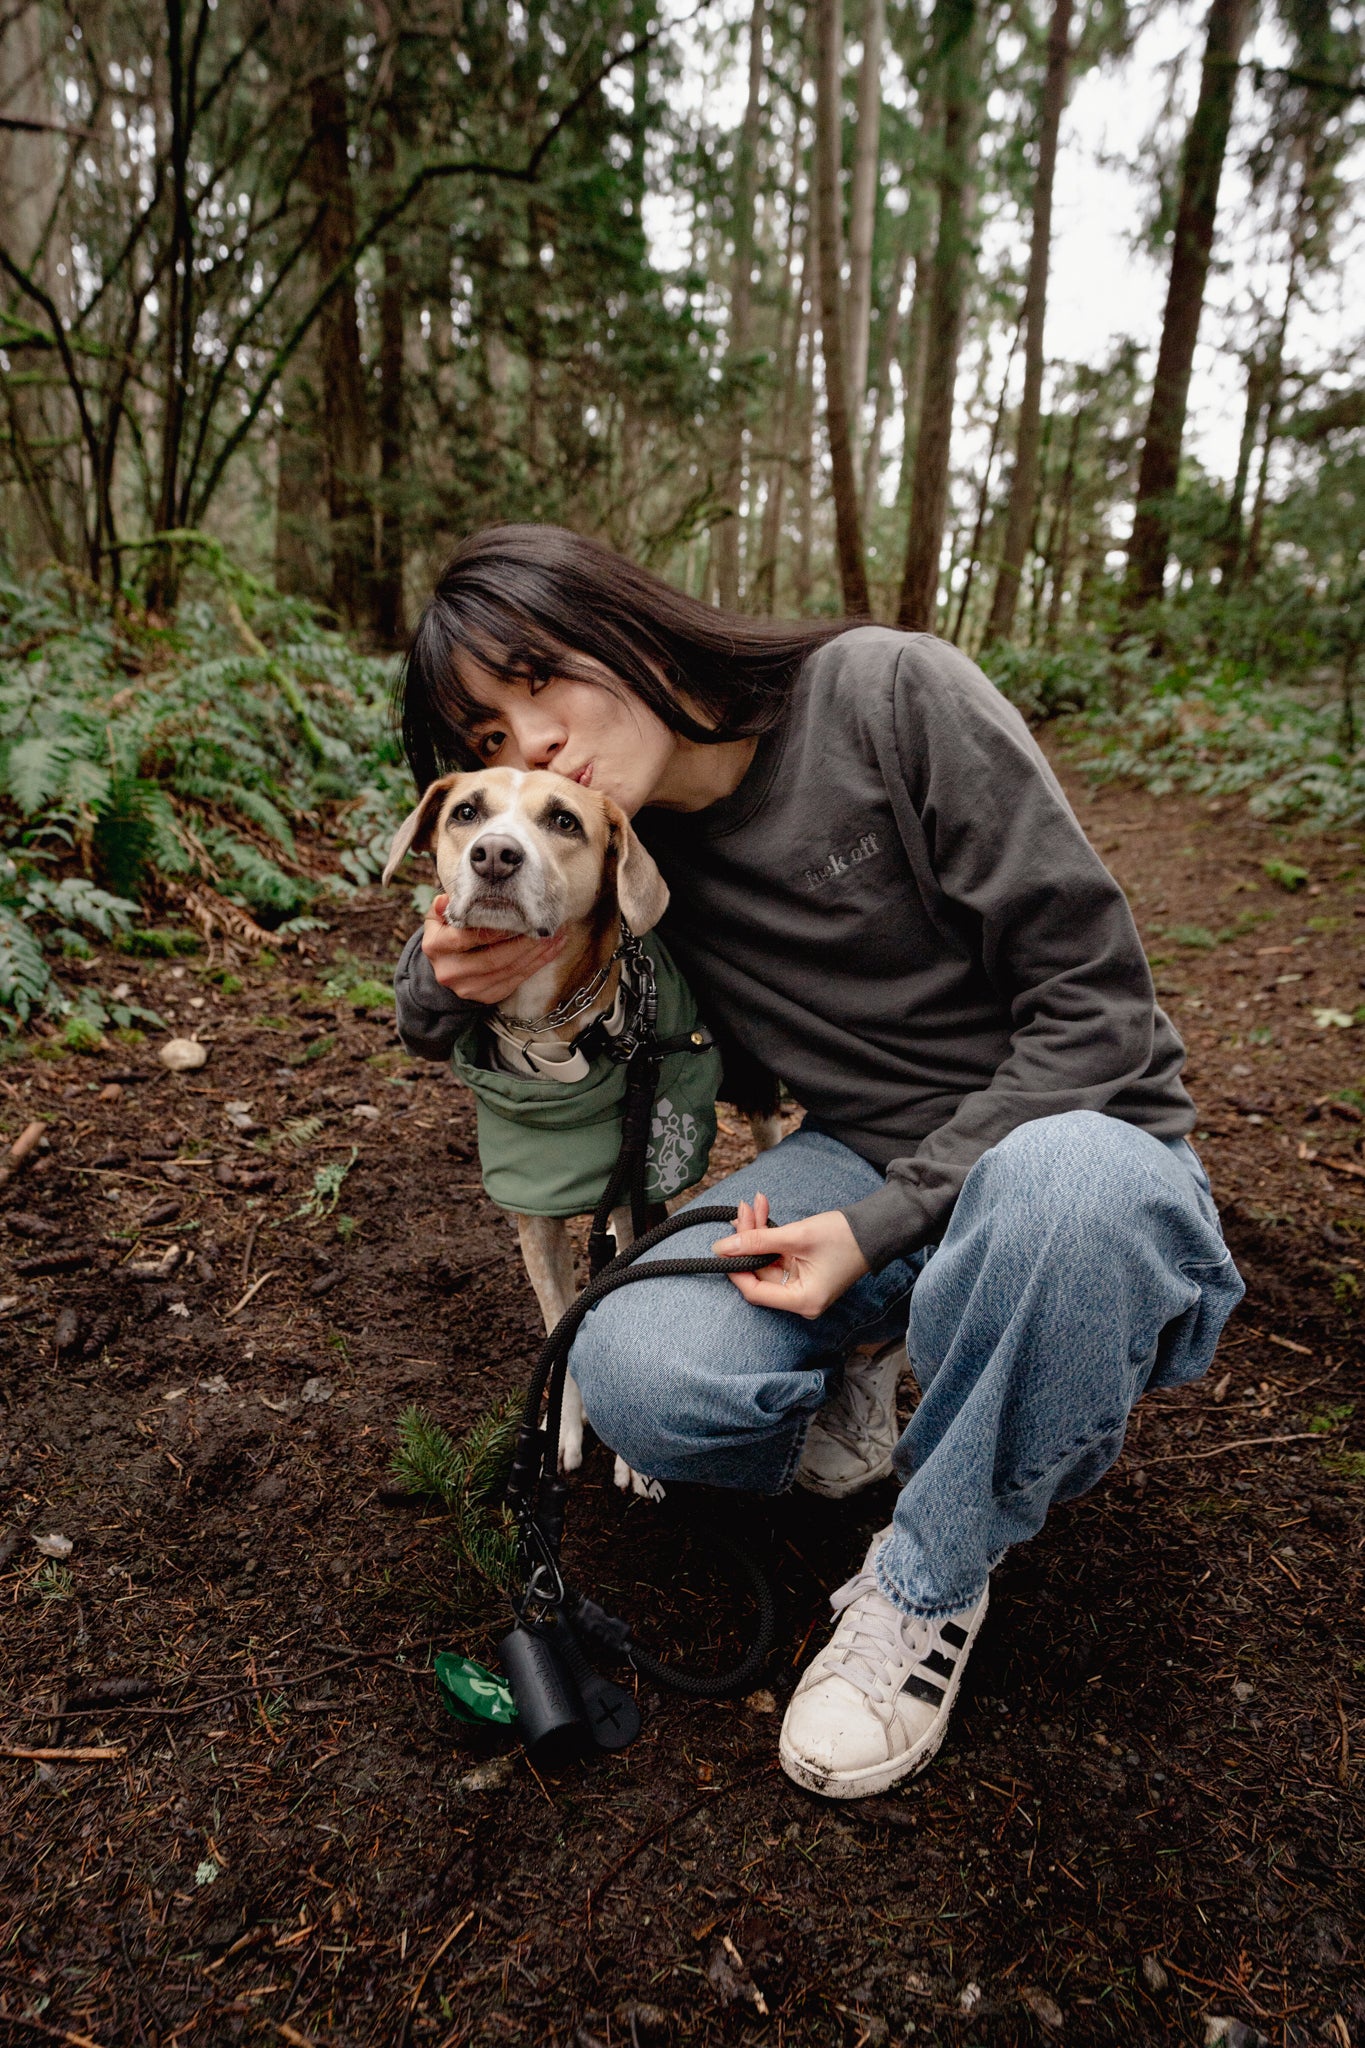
[397,523,851,789]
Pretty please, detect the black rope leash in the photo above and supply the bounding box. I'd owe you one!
[498,1208,781,1763]
[485,934,787,1765]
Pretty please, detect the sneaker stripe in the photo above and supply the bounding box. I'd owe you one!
[939,1620,969,1649]
[901,1673,946,1706]
[921,1649,956,1681]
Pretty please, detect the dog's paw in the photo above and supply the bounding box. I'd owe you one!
[557,1377,586,1474]
[613,1454,665,1502]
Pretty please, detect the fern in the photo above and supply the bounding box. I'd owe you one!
[24,875,140,939]
[0,903,53,1021]
[0,559,406,1025]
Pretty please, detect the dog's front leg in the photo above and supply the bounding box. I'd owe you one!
[603,1206,666,1502]
[747,1110,783,1154]
[515,1213,587,1473]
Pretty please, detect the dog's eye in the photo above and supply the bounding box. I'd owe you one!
[451,801,478,824]
[549,809,581,834]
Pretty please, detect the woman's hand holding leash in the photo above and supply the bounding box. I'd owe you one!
[712,1193,870,1319]
[422,893,566,1004]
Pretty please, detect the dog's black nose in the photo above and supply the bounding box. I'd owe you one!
[469,833,524,880]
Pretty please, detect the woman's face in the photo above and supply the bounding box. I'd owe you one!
[454,654,676,818]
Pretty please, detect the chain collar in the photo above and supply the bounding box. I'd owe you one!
[496,924,631,1037]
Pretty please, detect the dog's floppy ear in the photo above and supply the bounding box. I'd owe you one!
[601,798,670,935]
[382,776,459,886]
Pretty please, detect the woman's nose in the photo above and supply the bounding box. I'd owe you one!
[516,711,566,771]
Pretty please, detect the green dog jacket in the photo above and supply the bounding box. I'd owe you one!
[448,932,723,1218]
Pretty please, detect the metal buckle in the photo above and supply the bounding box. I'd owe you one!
[517,1519,566,1612]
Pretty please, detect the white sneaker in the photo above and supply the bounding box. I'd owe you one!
[779,1526,989,1799]
[795,1338,905,1498]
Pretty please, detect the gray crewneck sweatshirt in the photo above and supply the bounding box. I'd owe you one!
[393,628,1195,1270]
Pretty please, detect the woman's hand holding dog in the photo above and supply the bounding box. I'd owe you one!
[713,1192,870,1319]
[422,893,566,1005]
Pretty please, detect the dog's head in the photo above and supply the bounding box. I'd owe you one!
[382,767,669,938]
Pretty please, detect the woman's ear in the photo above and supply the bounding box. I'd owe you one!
[602,799,670,934]
[382,776,458,885]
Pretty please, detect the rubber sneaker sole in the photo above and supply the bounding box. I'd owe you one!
[794,1445,896,1499]
[778,1583,990,1799]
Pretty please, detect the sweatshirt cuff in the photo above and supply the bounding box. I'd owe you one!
[841,1181,936,1273]
[393,929,477,1061]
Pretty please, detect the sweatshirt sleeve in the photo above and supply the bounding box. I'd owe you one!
[393,928,479,1062]
[841,639,1188,1270]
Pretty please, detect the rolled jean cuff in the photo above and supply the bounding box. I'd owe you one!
[875,1544,991,1622]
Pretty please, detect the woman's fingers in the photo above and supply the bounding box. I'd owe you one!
[710,1210,870,1320]
[421,916,565,1000]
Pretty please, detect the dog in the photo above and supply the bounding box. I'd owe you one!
[385,766,781,1494]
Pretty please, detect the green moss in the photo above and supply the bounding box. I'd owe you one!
[61,1014,104,1053]
[122,927,204,957]
[1263,859,1309,891]
[342,979,390,1010]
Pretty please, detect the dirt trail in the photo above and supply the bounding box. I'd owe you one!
[0,747,1361,2048]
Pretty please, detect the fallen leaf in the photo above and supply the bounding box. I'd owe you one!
[1020,1985,1064,2030]
[32,1531,73,1559]
[453,1754,514,1793]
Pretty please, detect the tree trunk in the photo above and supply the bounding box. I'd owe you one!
[0,1,82,567]
[1044,401,1083,644]
[274,323,328,603]
[714,0,767,610]
[1124,0,1253,611]
[897,0,981,633]
[370,100,406,646]
[794,294,818,610]
[1026,409,1055,643]
[950,318,1020,644]
[373,238,406,645]
[145,0,198,611]
[1219,344,1265,583]
[815,0,870,615]
[983,0,1074,646]
[860,229,910,528]
[895,245,931,510]
[753,168,811,613]
[847,0,885,445]
[305,17,371,627]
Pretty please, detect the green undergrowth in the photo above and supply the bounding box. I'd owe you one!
[988,637,1365,834]
[1076,665,1365,827]
[0,550,411,1027]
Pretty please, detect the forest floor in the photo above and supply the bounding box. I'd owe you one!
[1,742,1362,2048]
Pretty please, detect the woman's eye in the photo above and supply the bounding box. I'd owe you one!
[453,802,478,823]
[475,731,504,760]
[551,810,580,834]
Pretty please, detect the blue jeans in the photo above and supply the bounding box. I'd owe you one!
[569,1111,1245,1618]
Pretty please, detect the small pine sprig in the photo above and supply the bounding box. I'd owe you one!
[391,1398,520,1590]
[391,1404,463,1507]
